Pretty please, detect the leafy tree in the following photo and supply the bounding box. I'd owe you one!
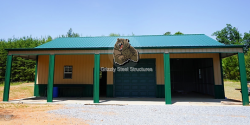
[66,28,80,37]
[212,24,250,80]
[212,24,242,45]
[109,33,120,36]
[0,36,51,83]
[174,31,183,35]
[243,31,250,52]
[164,32,171,35]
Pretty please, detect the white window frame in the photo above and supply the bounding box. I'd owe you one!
[64,66,72,79]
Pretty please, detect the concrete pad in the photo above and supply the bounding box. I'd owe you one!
[0,96,244,106]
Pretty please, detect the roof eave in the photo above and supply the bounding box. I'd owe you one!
[5,45,245,51]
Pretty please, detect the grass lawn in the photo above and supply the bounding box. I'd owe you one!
[0,82,34,101]
[224,80,250,101]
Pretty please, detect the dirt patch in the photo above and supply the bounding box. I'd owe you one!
[0,83,34,101]
[0,103,89,125]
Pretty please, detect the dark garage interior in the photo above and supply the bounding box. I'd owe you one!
[170,58,215,99]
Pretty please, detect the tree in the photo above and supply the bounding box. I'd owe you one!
[212,24,250,80]
[164,32,171,35]
[109,33,120,36]
[66,28,80,37]
[243,31,250,52]
[174,31,183,35]
[212,24,242,45]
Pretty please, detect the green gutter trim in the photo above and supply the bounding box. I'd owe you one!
[238,53,250,106]
[3,55,12,101]
[5,45,245,51]
[170,52,238,54]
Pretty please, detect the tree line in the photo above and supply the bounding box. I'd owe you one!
[0,25,250,83]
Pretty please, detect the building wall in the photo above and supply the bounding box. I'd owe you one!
[37,53,221,86]
[37,55,49,84]
[100,54,114,85]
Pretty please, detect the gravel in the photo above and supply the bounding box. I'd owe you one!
[48,104,250,125]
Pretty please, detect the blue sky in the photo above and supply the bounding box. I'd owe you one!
[0,0,249,40]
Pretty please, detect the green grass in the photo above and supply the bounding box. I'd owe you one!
[224,80,250,101]
[0,81,33,87]
[0,82,24,87]
[224,79,240,82]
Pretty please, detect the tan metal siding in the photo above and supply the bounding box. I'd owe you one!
[37,53,222,86]
[100,54,114,85]
[140,54,164,85]
[37,55,49,84]
[54,55,94,84]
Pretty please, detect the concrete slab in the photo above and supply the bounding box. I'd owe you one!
[0,96,244,106]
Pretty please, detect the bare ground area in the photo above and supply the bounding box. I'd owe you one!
[0,83,34,101]
[0,103,89,124]
[0,83,89,124]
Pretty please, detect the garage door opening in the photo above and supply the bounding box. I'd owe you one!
[114,59,156,97]
[170,58,215,101]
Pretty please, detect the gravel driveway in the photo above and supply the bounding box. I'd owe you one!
[48,104,250,125]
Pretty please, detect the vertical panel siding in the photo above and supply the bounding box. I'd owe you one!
[37,53,221,86]
[140,54,164,85]
[37,55,49,84]
[100,54,114,85]
[170,53,222,85]
[53,55,94,84]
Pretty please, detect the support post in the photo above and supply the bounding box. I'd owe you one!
[34,55,39,96]
[3,55,12,101]
[238,53,249,106]
[214,53,225,99]
[47,55,55,102]
[93,54,100,103]
[164,53,171,104]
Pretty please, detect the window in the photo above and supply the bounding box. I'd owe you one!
[64,66,72,79]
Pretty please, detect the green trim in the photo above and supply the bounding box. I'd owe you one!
[93,54,100,103]
[34,55,39,96]
[5,45,244,51]
[164,53,171,104]
[170,52,239,54]
[238,53,250,106]
[11,53,95,56]
[37,84,93,97]
[47,55,55,102]
[106,85,113,97]
[156,85,165,98]
[214,85,225,99]
[213,53,225,99]
[3,55,12,101]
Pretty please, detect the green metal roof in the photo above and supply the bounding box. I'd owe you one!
[36,34,224,48]
[5,34,245,51]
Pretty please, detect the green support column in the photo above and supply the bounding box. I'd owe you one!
[93,54,100,103]
[214,53,225,99]
[34,55,39,97]
[164,53,171,104]
[47,55,55,102]
[238,53,249,106]
[3,55,13,101]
